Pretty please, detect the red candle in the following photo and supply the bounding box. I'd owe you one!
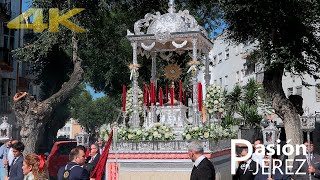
[122,85,126,112]
[166,84,168,102]
[179,80,182,103]
[159,87,163,106]
[170,87,174,107]
[198,82,202,111]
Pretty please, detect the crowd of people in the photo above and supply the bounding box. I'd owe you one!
[0,137,106,180]
[233,138,320,180]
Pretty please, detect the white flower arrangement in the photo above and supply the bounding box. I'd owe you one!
[126,86,143,117]
[182,124,237,141]
[144,123,175,141]
[204,84,225,115]
[99,124,111,141]
[117,126,146,141]
[116,123,175,141]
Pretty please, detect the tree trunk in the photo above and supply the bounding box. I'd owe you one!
[263,64,303,160]
[13,34,83,154]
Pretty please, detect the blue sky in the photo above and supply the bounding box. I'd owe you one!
[85,84,105,99]
[22,0,31,12]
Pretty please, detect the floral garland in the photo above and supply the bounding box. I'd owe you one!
[116,123,175,141]
[204,84,225,115]
[182,124,237,141]
[126,86,143,117]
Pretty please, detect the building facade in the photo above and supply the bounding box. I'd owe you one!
[199,31,320,115]
[56,118,83,139]
[0,0,39,138]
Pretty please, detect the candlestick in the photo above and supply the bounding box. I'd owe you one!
[166,84,168,102]
[198,82,202,111]
[143,84,147,105]
[184,90,187,106]
[122,85,126,112]
[179,80,182,103]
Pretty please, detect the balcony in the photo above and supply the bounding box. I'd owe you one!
[0,95,11,114]
[0,47,13,72]
[0,0,11,21]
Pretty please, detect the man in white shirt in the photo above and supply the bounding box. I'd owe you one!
[3,139,17,175]
[251,138,264,167]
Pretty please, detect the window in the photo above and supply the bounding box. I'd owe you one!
[288,87,293,96]
[235,46,239,55]
[296,86,302,96]
[214,79,217,84]
[316,85,320,102]
[224,75,228,90]
[212,55,217,66]
[57,142,77,155]
[218,53,222,63]
[225,49,229,60]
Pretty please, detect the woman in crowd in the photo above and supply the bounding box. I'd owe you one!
[22,154,48,180]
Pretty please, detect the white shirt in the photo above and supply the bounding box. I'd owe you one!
[252,152,264,166]
[7,148,14,166]
[89,153,98,163]
[194,155,206,167]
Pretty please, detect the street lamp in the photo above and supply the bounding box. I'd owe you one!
[75,130,90,147]
[300,110,316,180]
[0,116,12,140]
[261,120,280,179]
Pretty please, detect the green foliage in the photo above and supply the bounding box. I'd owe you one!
[69,86,120,134]
[219,0,320,80]
[225,78,263,127]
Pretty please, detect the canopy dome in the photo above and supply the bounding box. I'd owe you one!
[146,10,200,35]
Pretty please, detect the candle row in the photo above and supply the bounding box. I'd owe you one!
[121,82,204,111]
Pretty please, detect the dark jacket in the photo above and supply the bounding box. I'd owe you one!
[234,160,258,180]
[57,162,89,180]
[254,167,291,180]
[84,153,100,176]
[292,153,320,180]
[8,155,24,180]
[190,157,216,180]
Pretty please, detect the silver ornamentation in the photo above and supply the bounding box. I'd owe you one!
[172,40,187,48]
[141,42,156,51]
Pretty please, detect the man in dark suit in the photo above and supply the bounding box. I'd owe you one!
[188,141,215,180]
[57,148,89,180]
[8,142,24,180]
[292,140,320,180]
[84,143,100,175]
[233,146,257,180]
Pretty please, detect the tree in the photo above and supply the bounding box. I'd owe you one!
[69,87,120,139]
[219,0,320,149]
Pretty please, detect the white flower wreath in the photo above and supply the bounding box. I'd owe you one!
[125,86,143,117]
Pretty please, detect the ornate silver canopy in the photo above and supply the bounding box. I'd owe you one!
[127,0,211,53]
[126,0,212,128]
